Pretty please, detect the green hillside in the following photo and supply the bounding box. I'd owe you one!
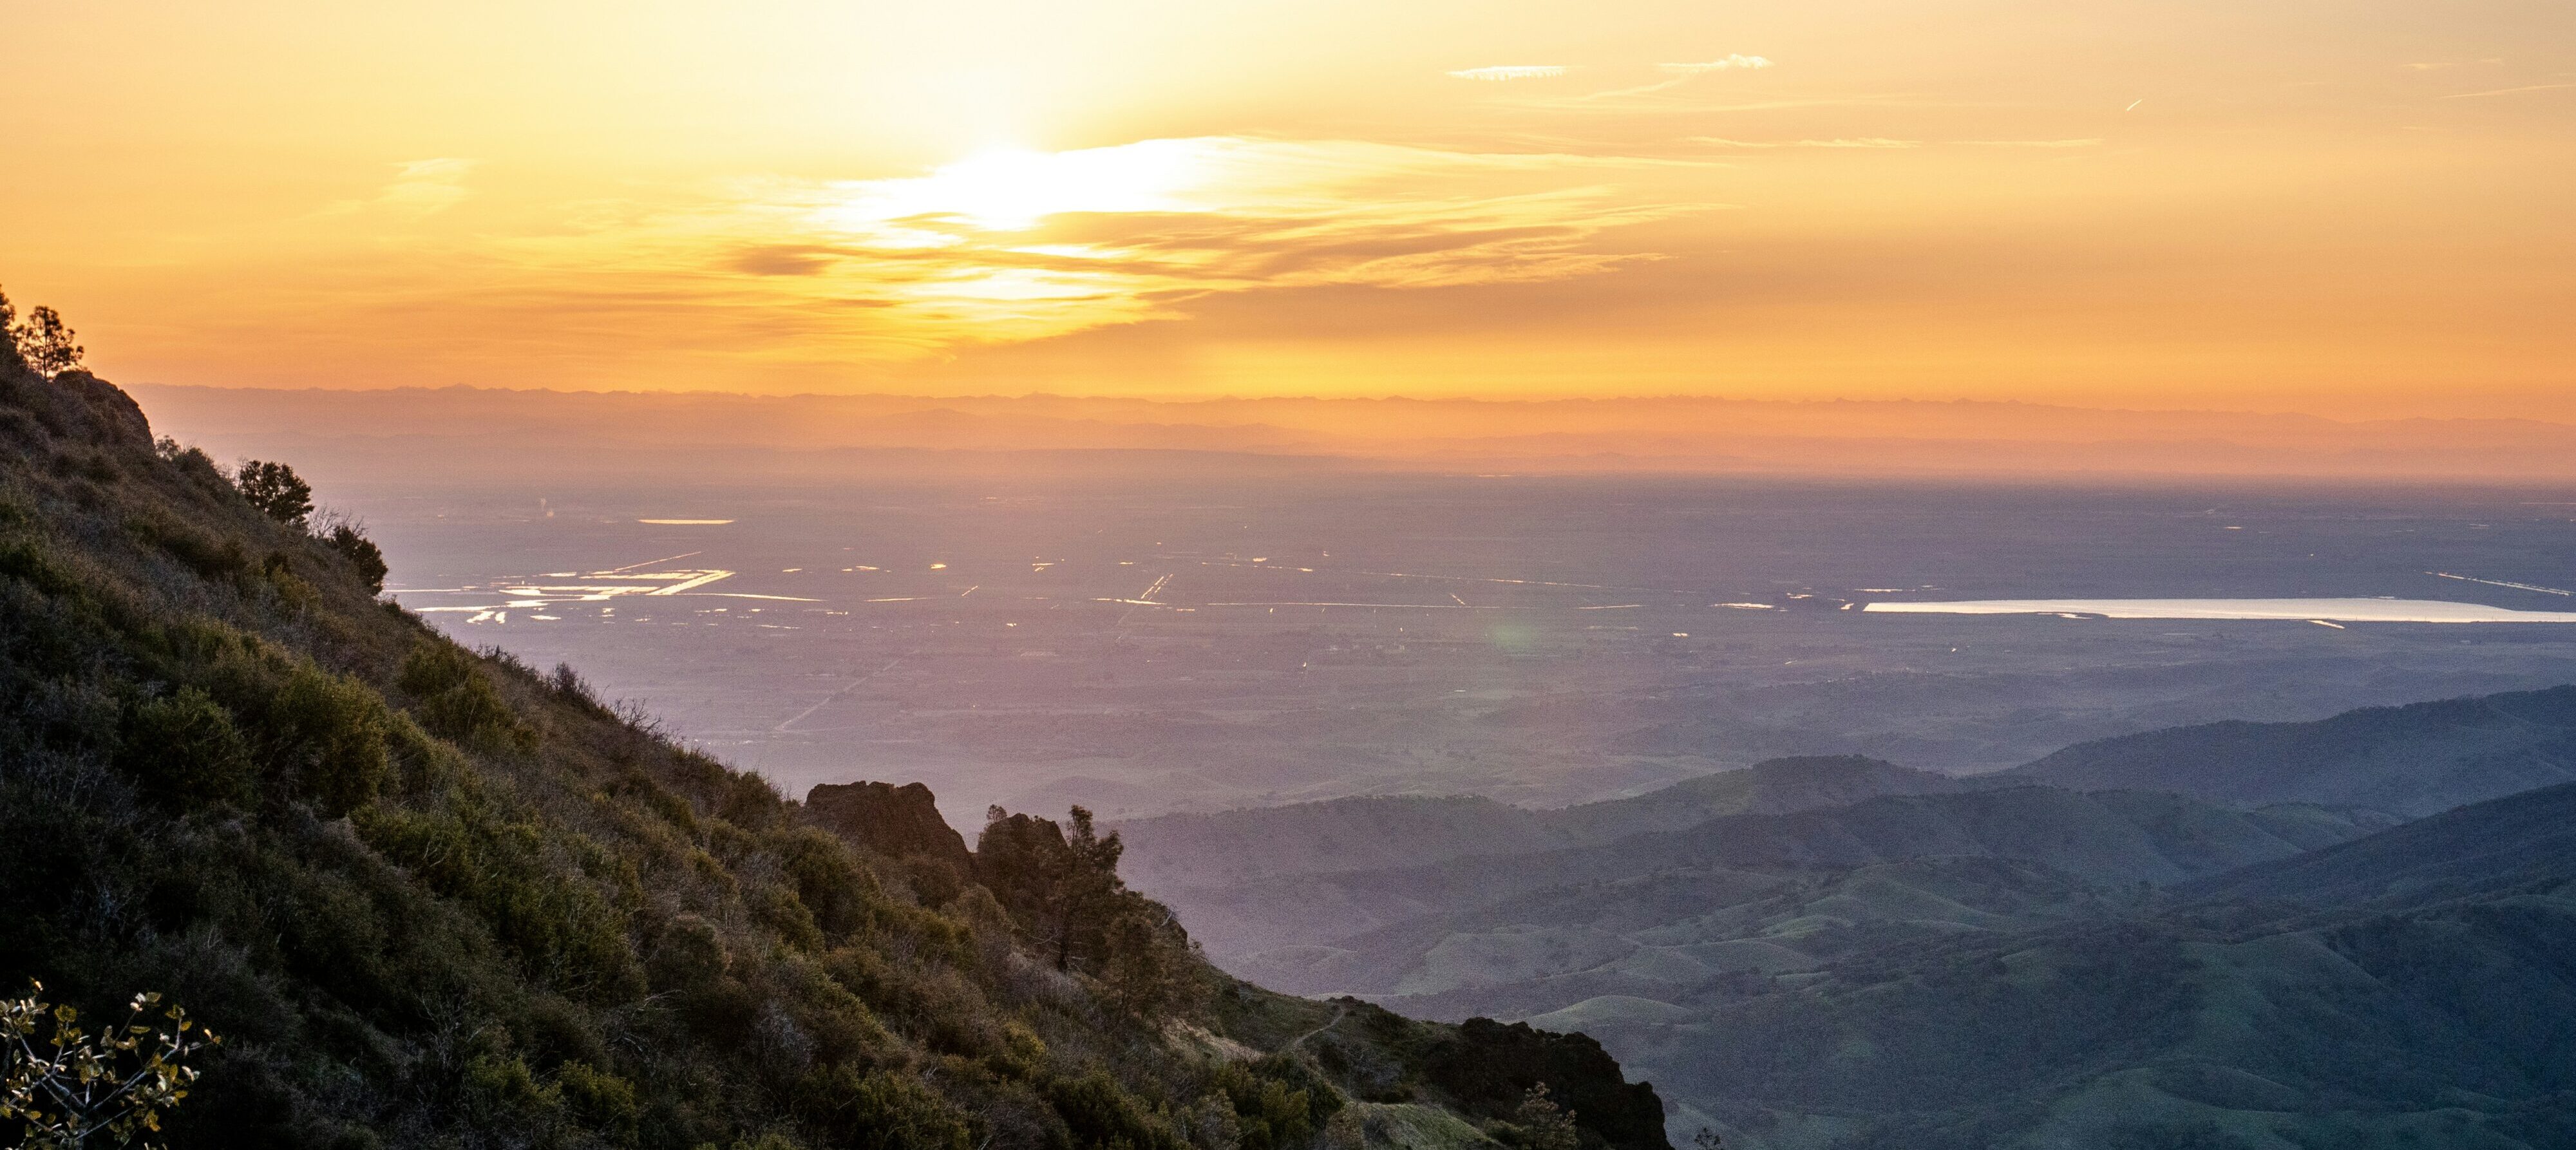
[1622,781,2576,1149]
[0,357,1668,1150]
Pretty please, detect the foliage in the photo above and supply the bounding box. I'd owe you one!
[0,289,83,379]
[1504,1085,1579,1150]
[976,806,1139,974]
[321,524,386,595]
[2,982,218,1149]
[229,462,312,529]
[0,357,1670,1150]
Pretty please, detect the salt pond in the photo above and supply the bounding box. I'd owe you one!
[1862,598,2576,623]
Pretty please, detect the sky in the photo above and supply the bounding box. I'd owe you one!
[3,0,2572,417]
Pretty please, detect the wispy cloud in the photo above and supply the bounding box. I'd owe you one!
[329,158,478,218]
[1965,138,2103,147]
[1448,66,1568,82]
[2443,82,2576,99]
[467,138,1708,355]
[1658,56,1773,73]
[1694,137,1918,149]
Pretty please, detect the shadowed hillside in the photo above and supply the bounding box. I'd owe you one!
[1122,772,2385,966]
[1626,782,2576,1149]
[0,357,1668,1150]
[2008,686,2576,815]
[1117,758,1969,896]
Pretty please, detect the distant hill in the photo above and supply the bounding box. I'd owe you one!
[1615,781,2576,1149]
[1546,757,1975,842]
[1139,782,2387,974]
[1119,795,1562,892]
[2177,778,2576,910]
[1118,756,1967,894]
[1114,701,2576,1146]
[2007,684,2576,815]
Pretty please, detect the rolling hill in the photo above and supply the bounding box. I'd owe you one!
[2008,686,2576,815]
[1611,780,2576,1149]
[1131,781,2388,970]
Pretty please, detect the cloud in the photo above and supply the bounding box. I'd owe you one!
[2443,82,2576,99]
[376,158,478,216]
[468,138,1710,356]
[1694,137,1918,149]
[1448,66,1568,81]
[1964,138,2103,147]
[323,158,478,218]
[1658,56,1773,73]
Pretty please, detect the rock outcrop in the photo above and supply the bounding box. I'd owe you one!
[806,780,979,876]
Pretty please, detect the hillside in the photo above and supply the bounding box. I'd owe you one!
[1609,781,2576,1149]
[0,361,1669,1150]
[2176,778,2576,910]
[2008,685,2576,815]
[1195,763,2576,1146]
[1117,758,1966,896]
[1131,782,2386,968]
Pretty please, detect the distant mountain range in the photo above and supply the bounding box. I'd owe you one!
[126,382,2576,483]
[2007,684,2576,816]
[1641,782,2576,1149]
[1117,688,2576,1147]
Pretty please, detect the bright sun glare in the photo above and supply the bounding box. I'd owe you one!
[833,141,1209,235]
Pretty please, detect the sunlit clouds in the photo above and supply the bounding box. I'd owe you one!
[324,158,478,218]
[481,137,1707,353]
[1658,57,1772,73]
[3,0,2573,411]
[1447,66,1569,81]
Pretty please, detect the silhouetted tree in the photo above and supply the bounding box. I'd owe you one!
[976,805,1127,972]
[324,522,388,593]
[1,287,85,378]
[234,460,314,527]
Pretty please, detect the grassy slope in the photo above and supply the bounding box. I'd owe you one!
[0,364,1667,1150]
[1582,784,2576,1150]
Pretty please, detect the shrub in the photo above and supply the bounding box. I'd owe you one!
[557,1060,640,1144]
[232,461,313,528]
[1,981,220,1147]
[115,686,258,807]
[268,664,393,813]
[397,643,535,756]
[323,523,387,594]
[792,1065,976,1150]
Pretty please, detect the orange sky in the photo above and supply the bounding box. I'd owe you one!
[3,0,2571,417]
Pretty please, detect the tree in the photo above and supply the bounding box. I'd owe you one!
[1,288,85,379]
[233,460,314,527]
[1,981,218,1149]
[323,522,388,593]
[975,805,1127,972]
[1511,1084,1581,1150]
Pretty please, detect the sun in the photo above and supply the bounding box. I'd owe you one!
[839,140,1209,234]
